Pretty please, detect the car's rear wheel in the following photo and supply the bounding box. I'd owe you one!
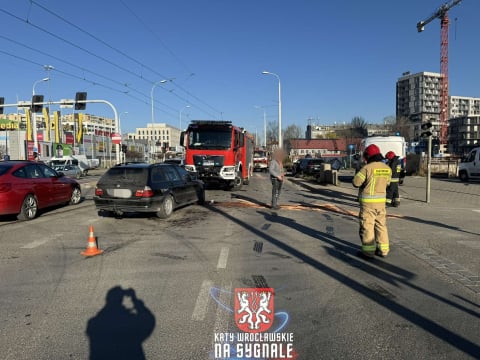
[17,194,38,221]
[157,195,174,218]
[69,187,82,205]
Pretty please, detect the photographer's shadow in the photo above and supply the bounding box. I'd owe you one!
[86,286,156,360]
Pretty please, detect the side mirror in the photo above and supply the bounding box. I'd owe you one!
[57,172,65,177]
[180,131,185,146]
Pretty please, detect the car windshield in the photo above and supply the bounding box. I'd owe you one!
[187,129,231,150]
[254,151,267,157]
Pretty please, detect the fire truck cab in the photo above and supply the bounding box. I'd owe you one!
[180,120,254,190]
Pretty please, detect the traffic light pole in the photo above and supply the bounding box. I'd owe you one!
[0,99,120,164]
[426,135,432,203]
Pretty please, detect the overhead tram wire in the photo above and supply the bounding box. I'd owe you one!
[0,49,178,119]
[119,0,194,76]
[0,35,139,96]
[0,8,149,84]
[0,35,179,115]
[27,1,223,118]
[1,7,222,119]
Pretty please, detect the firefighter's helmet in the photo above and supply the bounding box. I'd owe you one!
[363,144,381,159]
[385,151,396,160]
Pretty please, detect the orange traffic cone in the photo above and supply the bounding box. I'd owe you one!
[81,225,104,257]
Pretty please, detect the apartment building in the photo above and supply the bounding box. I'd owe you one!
[449,116,480,155]
[396,71,480,148]
[396,71,442,123]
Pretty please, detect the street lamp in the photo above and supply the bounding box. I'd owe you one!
[150,80,167,162]
[262,71,282,148]
[179,105,191,130]
[254,105,267,148]
[32,77,50,155]
[32,77,49,96]
[119,111,128,135]
[43,65,54,105]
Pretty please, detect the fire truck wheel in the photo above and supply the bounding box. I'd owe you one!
[233,172,243,191]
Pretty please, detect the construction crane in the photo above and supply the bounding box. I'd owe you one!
[417,0,462,146]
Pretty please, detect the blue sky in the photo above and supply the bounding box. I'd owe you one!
[1,0,479,135]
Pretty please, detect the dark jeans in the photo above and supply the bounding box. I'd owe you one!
[271,177,283,208]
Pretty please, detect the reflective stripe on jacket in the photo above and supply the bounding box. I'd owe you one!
[353,162,391,203]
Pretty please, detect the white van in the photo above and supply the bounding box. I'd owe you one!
[360,136,407,183]
[458,147,480,181]
[49,155,90,176]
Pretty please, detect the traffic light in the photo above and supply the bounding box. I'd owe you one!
[32,95,44,113]
[421,122,433,138]
[0,97,4,115]
[121,144,128,153]
[75,92,87,110]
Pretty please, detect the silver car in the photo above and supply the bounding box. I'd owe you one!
[53,164,83,179]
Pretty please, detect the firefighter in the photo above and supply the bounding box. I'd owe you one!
[352,144,392,258]
[385,151,401,207]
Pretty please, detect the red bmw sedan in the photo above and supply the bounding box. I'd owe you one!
[0,160,82,220]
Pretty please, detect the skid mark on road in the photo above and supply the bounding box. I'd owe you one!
[20,239,49,249]
[20,233,64,249]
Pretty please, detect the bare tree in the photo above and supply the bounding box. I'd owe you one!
[394,116,412,141]
[283,124,302,140]
[351,116,368,137]
[266,120,278,145]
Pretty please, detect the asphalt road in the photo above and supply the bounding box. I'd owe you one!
[0,171,479,360]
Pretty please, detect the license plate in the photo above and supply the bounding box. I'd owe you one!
[203,160,214,166]
[109,189,132,198]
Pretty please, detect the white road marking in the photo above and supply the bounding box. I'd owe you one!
[224,222,233,237]
[217,247,230,269]
[473,210,480,213]
[191,279,213,321]
[213,281,232,335]
[20,239,49,249]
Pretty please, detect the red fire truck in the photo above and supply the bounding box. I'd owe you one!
[253,148,269,172]
[180,120,254,190]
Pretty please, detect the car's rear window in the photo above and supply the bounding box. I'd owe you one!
[0,164,13,176]
[100,167,148,185]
